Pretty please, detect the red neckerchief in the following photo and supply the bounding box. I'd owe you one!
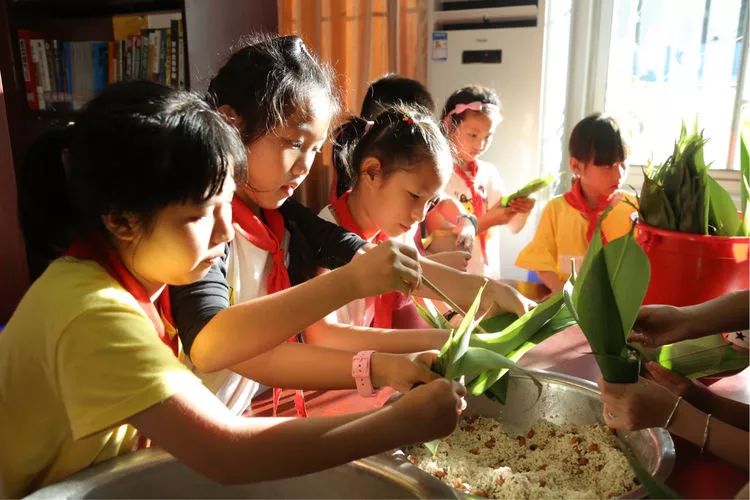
[332,192,397,329]
[231,196,308,418]
[64,233,178,356]
[453,161,488,265]
[563,179,614,245]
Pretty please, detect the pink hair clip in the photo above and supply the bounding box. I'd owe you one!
[446,100,500,117]
[363,120,375,135]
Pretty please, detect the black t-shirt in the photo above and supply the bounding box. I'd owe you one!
[170,198,366,357]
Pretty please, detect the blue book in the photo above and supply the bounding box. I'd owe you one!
[91,42,108,94]
[62,41,73,110]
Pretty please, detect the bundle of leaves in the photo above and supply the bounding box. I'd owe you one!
[640,122,748,237]
[562,212,651,382]
[415,286,574,403]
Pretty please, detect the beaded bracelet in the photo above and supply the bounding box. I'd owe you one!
[700,413,712,454]
[663,395,683,429]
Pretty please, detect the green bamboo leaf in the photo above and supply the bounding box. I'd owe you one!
[444,281,488,380]
[617,435,680,499]
[478,312,518,333]
[573,218,606,308]
[413,299,452,330]
[706,175,741,237]
[601,230,651,339]
[423,439,440,457]
[575,250,625,358]
[498,173,559,207]
[472,290,564,354]
[656,334,749,378]
[562,277,580,324]
[459,347,528,388]
[640,174,676,230]
[470,307,577,396]
[484,375,510,404]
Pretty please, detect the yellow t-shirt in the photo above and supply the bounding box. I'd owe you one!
[0,257,201,497]
[515,192,638,281]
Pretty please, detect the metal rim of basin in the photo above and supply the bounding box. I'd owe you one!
[385,369,676,500]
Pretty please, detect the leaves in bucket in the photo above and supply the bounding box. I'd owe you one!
[640,121,743,236]
[566,211,651,383]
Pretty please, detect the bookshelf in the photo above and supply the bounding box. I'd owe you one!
[0,0,278,322]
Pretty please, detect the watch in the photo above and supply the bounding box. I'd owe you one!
[352,350,376,397]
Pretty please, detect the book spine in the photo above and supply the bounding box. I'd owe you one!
[17,30,39,110]
[170,20,178,87]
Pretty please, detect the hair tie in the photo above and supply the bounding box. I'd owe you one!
[363,120,375,135]
[402,114,415,126]
[446,100,500,118]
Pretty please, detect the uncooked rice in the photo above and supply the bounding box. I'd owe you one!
[405,416,637,499]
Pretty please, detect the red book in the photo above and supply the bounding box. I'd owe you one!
[17,29,39,110]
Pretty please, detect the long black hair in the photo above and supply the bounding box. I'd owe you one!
[334,103,452,194]
[18,81,246,277]
[207,33,339,146]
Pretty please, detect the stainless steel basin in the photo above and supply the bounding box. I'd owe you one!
[26,370,673,499]
[391,370,676,499]
[25,448,457,499]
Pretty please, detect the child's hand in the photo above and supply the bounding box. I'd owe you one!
[508,197,535,214]
[480,280,536,317]
[370,351,441,393]
[392,378,466,442]
[627,305,694,347]
[346,240,422,297]
[453,217,475,252]
[598,376,679,431]
[427,251,471,272]
[484,204,516,226]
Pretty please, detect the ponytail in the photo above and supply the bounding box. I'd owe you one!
[17,126,75,277]
[334,103,453,193]
[332,116,369,197]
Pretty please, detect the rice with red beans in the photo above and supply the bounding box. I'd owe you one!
[405,416,637,499]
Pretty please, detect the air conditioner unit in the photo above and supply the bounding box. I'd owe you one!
[427,0,548,280]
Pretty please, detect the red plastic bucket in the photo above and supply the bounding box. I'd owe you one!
[635,222,749,307]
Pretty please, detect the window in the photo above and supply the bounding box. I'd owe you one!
[602,0,748,170]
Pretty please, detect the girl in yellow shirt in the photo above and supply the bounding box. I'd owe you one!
[516,113,638,292]
[0,81,464,498]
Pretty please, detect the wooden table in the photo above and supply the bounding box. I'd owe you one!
[250,283,749,498]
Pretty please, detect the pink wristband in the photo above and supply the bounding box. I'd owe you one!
[352,350,376,397]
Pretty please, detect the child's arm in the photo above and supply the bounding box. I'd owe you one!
[230,343,441,394]
[175,241,423,373]
[423,198,475,253]
[129,377,465,484]
[416,257,536,317]
[303,319,449,353]
[537,271,563,293]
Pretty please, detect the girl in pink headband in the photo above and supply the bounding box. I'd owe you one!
[423,85,534,279]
